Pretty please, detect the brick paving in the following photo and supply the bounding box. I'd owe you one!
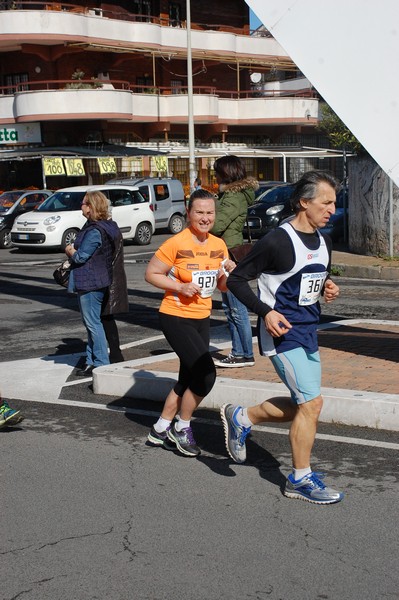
[133,322,399,396]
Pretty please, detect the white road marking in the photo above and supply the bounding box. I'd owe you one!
[2,320,399,451]
[15,395,399,451]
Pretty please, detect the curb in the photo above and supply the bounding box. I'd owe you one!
[93,365,399,432]
[332,263,399,280]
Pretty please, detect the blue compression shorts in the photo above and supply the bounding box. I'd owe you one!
[270,347,321,404]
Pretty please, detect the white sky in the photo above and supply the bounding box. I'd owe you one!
[245,0,399,186]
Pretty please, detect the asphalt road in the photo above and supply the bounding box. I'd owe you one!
[1,236,399,600]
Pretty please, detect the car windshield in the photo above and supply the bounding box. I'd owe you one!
[36,191,85,212]
[256,185,294,205]
[0,191,23,212]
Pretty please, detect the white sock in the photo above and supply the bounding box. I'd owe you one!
[234,407,253,428]
[175,418,190,432]
[293,467,312,481]
[154,417,172,433]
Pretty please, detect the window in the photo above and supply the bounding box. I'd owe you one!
[171,80,183,95]
[132,0,151,22]
[21,193,49,210]
[108,189,145,206]
[4,73,29,94]
[136,76,153,93]
[154,185,169,202]
[169,2,182,26]
[137,185,150,202]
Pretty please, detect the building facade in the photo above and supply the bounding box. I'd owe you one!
[0,0,340,192]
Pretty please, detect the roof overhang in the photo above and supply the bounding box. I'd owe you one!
[0,144,168,161]
[143,144,352,160]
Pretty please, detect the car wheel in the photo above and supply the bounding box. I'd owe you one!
[0,228,11,249]
[134,222,152,245]
[168,214,185,234]
[61,229,79,250]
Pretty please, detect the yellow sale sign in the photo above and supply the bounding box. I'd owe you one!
[43,158,65,176]
[64,158,85,177]
[97,157,117,174]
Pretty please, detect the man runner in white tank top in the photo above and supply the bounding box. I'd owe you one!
[221,170,344,504]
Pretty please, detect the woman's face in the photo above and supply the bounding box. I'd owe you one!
[81,196,92,219]
[188,197,215,235]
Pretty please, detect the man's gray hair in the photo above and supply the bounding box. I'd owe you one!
[290,170,341,213]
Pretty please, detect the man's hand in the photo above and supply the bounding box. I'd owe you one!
[323,278,340,303]
[264,310,292,337]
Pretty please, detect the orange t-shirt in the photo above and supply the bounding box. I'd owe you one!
[156,228,228,319]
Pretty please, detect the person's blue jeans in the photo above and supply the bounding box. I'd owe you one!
[221,290,254,358]
[78,289,110,367]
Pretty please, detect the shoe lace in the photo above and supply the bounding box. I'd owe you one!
[0,401,10,414]
[181,426,196,445]
[238,426,251,446]
[308,472,326,489]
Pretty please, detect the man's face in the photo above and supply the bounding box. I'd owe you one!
[302,181,336,230]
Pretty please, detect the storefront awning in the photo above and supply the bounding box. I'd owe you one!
[0,143,167,161]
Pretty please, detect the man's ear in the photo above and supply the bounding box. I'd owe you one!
[299,197,309,210]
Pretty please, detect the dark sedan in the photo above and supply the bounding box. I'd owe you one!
[246,184,295,238]
[246,184,347,242]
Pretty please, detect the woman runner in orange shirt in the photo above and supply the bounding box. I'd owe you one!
[145,189,235,456]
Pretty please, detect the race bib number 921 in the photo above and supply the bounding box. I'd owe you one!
[191,270,219,298]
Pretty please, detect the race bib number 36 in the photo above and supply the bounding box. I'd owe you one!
[298,271,327,306]
[192,270,219,298]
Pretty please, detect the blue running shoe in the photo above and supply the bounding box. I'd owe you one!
[0,401,23,429]
[284,472,344,504]
[220,404,251,464]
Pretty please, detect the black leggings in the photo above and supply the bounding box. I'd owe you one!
[159,313,216,398]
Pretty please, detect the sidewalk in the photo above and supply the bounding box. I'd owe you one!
[94,250,399,432]
[332,249,399,280]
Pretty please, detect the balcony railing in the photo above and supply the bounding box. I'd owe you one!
[0,79,316,100]
[0,1,265,35]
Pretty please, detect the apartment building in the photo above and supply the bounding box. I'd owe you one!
[0,0,340,191]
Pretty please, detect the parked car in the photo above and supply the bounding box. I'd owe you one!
[0,189,52,248]
[247,184,348,242]
[318,188,348,242]
[246,184,295,238]
[255,180,286,199]
[11,184,155,250]
[106,176,186,233]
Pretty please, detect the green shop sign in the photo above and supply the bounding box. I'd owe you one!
[0,123,41,144]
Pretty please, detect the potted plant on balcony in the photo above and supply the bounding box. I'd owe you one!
[65,69,103,89]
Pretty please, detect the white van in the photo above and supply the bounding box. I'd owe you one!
[106,177,186,233]
[11,184,155,250]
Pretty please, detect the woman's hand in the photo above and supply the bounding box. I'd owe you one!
[65,243,75,258]
[178,282,201,298]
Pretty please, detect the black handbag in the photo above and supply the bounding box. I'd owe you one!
[53,259,71,288]
[228,220,254,263]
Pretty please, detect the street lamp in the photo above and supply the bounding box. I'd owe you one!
[186,0,196,193]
